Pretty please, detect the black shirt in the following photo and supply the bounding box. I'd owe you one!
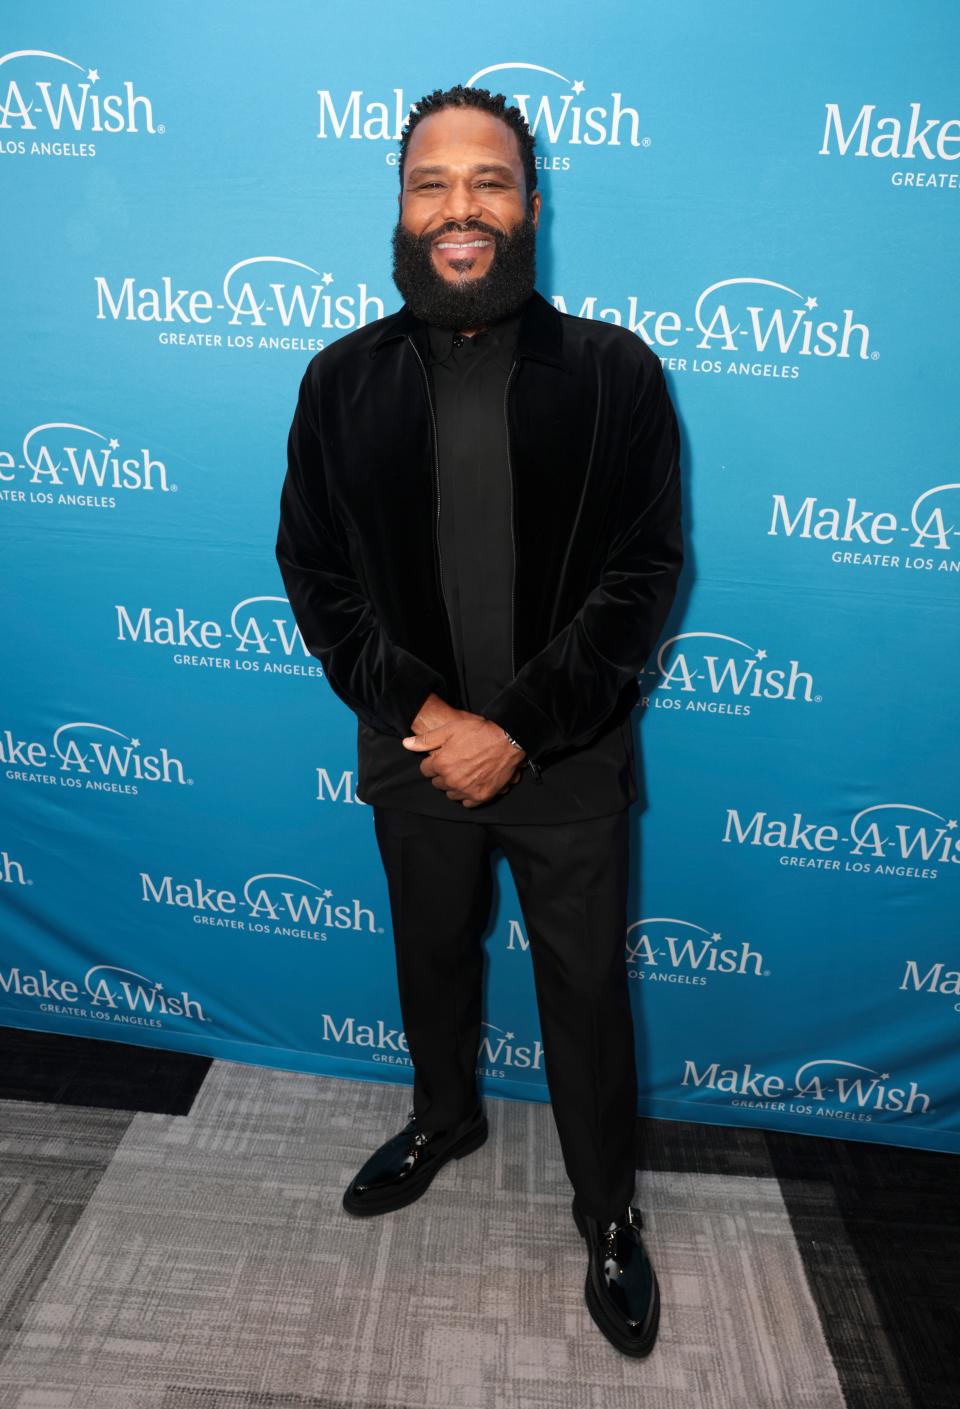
[354,304,637,821]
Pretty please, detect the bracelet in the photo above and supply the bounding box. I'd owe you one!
[498,726,543,783]
[501,727,537,774]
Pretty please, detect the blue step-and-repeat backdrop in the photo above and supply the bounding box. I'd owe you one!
[2,3,958,1154]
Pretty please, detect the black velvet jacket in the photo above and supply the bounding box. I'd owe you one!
[275,288,684,772]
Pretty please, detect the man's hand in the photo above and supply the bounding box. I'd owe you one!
[404,694,525,807]
[409,691,463,736]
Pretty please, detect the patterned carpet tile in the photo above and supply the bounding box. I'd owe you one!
[0,1099,133,1367]
[0,1063,846,1409]
[766,1135,960,1409]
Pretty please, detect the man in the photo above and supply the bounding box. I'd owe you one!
[275,84,683,1358]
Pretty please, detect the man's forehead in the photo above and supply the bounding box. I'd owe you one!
[406,109,521,165]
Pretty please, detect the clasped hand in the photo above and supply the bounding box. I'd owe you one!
[402,697,525,808]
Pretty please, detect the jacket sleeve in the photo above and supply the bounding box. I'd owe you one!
[275,364,447,736]
[480,352,683,763]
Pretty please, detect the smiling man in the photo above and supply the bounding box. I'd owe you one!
[275,84,683,1358]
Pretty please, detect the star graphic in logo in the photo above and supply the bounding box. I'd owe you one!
[504,1031,515,1040]
[87,69,99,84]
[108,437,119,450]
[711,932,722,942]
[571,79,585,95]
[805,296,817,310]
[755,648,767,660]
[130,738,140,748]
[323,888,333,898]
[322,272,334,285]
[948,819,957,830]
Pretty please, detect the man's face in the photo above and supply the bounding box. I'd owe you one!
[399,107,540,281]
[391,106,542,331]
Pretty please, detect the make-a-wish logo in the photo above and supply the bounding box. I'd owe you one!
[141,869,382,942]
[503,916,531,952]
[318,63,649,164]
[114,597,317,676]
[93,257,386,347]
[641,632,819,718]
[682,1055,933,1122]
[317,1011,544,1076]
[561,276,876,373]
[0,49,160,148]
[819,102,960,191]
[0,963,207,1027]
[723,802,960,880]
[626,918,768,986]
[477,1020,544,1078]
[468,63,648,156]
[0,421,174,511]
[0,722,190,795]
[900,958,960,1014]
[768,486,960,574]
[319,1010,411,1067]
[315,765,366,805]
[0,849,30,887]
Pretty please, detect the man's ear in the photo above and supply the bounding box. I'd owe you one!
[529,189,542,230]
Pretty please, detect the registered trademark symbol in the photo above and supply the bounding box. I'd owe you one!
[157,124,165,134]
[169,484,178,492]
[27,878,33,885]
[871,351,879,360]
[815,695,822,703]
[187,777,194,785]
[642,136,652,147]
[762,969,770,977]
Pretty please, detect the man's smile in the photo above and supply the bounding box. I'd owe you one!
[433,234,494,269]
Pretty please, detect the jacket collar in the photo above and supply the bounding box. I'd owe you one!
[369,288,571,373]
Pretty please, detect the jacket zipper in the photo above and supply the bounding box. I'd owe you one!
[407,334,465,708]
[503,358,542,784]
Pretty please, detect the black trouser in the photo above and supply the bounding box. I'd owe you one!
[371,803,638,1224]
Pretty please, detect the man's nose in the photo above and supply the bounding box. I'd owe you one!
[439,180,483,226]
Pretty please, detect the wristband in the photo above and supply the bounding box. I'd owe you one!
[490,721,542,783]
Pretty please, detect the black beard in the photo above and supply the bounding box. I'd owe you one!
[391,211,537,331]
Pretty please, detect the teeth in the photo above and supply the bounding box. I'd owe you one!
[436,239,489,249]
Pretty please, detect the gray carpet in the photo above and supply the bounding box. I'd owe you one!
[0,1060,847,1408]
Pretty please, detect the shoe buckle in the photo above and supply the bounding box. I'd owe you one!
[602,1206,644,1245]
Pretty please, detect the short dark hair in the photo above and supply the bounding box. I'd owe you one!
[398,84,538,205]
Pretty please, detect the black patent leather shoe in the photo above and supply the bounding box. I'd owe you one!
[572,1198,661,1356]
[342,1104,487,1216]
